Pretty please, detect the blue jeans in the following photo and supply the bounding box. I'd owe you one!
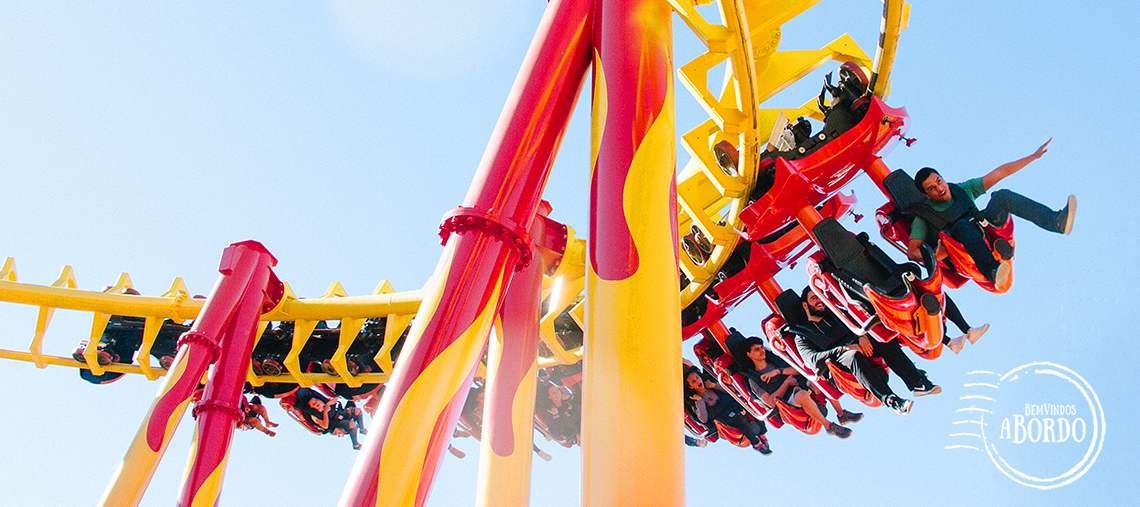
[947,189,1062,278]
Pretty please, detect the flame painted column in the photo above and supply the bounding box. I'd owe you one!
[177,242,280,507]
[98,241,279,507]
[337,1,594,506]
[476,211,562,507]
[583,0,682,506]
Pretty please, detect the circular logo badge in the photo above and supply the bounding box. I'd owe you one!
[963,362,1106,489]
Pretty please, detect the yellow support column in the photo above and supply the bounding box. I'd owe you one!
[583,1,683,506]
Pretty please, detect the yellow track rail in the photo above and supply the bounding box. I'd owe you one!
[671,0,907,308]
[0,0,907,382]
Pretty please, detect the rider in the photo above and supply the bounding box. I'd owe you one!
[906,139,1076,287]
[733,336,860,439]
[684,366,772,455]
[793,288,939,415]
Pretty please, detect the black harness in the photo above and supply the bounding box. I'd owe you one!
[906,183,985,235]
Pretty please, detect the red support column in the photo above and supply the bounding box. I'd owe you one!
[865,157,894,197]
[337,1,594,506]
[177,241,280,507]
[99,241,280,507]
[756,276,785,314]
[475,212,562,507]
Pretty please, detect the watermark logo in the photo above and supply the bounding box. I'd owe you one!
[947,362,1106,489]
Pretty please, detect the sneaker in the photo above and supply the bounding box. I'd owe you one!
[826,423,852,439]
[913,382,942,397]
[947,334,967,354]
[993,238,1014,261]
[753,434,773,455]
[967,323,989,344]
[1060,195,1077,235]
[992,262,1012,287]
[884,395,913,415]
[838,410,863,425]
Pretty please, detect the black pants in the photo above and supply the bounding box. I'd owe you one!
[797,338,927,402]
[705,408,766,446]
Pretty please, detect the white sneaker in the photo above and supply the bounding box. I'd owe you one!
[947,335,967,354]
[967,323,990,344]
[994,262,1012,288]
[1062,195,1077,235]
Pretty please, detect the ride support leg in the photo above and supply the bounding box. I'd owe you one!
[583,0,682,505]
[177,241,281,507]
[99,241,280,507]
[336,0,593,505]
[475,213,554,507]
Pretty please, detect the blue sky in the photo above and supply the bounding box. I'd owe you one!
[0,1,1136,506]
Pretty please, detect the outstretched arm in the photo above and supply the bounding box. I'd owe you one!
[981,138,1051,191]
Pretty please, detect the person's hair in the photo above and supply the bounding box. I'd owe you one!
[732,336,766,370]
[250,395,261,405]
[683,366,703,399]
[914,167,940,194]
[800,286,814,302]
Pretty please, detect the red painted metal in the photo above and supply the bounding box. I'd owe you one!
[338,0,595,505]
[738,99,909,241]
[680,193,857,340]
[485,211,560,457]
[875,200,1016,293]
[938,219,1015,293]
[176,241,281,506]
[588,0,673,281]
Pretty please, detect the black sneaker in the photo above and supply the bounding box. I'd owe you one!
[993,238,1014,261]
[884,395,913,415]
[913,382,942,397]
[838,410,863,425]
[826,423,852,439]
[753,434,773,455]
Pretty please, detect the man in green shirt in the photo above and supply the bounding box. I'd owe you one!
[905,139,1076,287]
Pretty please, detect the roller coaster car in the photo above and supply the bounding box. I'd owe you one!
[735,66,908,241]
[534,373,581,448]
[533,397,579,448]
[313,381,383,402]
[279,389,327,435]
[694,332,809,432]
[74,316,187,384]
[876,169,1015,294]
[761,314,843,401]
[250,381,299,399]
[680,192,857,339]
[773,289,884,408]
[710,352,782,429]
[806,217,947,360]
[684,413,752,448]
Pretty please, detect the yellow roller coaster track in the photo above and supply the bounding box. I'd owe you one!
[0,0,907,384]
